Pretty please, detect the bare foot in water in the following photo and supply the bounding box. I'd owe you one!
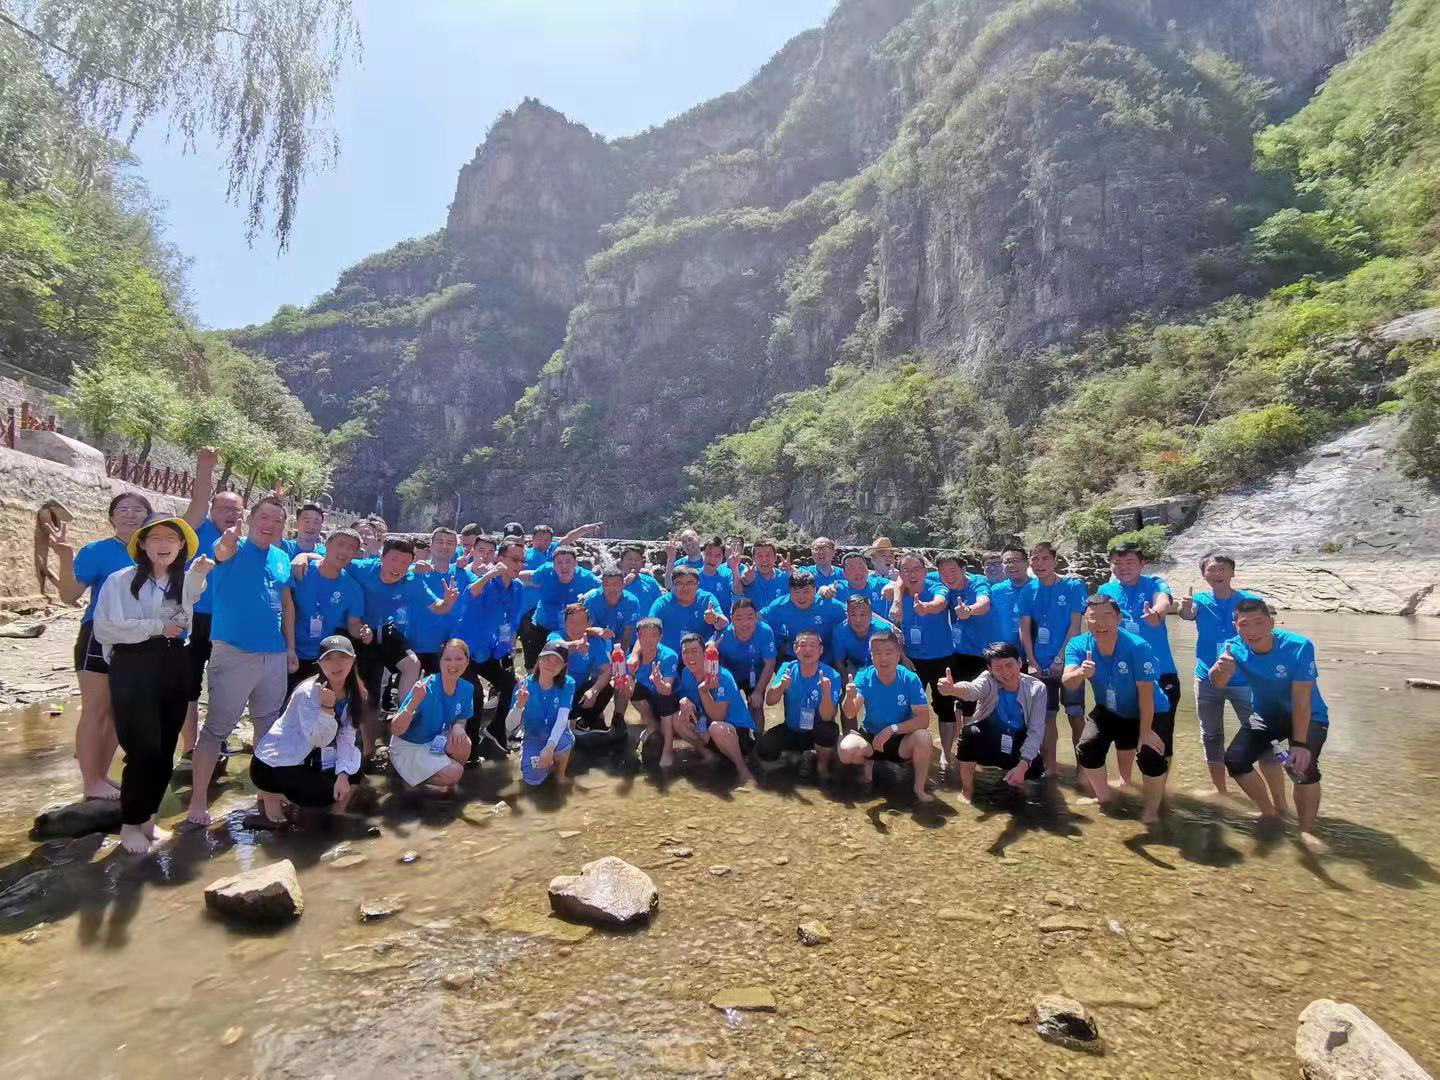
[85,780,121,801]
[118,824,152,854]
[141,820,172,843]
[914,787,936,804]
[182,808,212,830]
[1297,830,1328,855]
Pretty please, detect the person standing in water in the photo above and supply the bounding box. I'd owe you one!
[1177,553,1288,811]
[92,514,209,854]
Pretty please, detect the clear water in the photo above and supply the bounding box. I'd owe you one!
[0,612,1437,1078]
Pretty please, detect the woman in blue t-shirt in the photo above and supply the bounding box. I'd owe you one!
[508,638,577,787]
[47,490,152,800]
[389,639,474,793]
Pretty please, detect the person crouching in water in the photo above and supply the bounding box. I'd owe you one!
[251,635,365,825]
[510,638,577,787]
[93,513,208,854]
[937,641,1047,804]
[388,639,473,794]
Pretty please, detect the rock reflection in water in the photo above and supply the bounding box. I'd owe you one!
[0,612,1436,1078]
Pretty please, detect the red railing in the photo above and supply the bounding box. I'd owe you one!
[105,453,196,498]
[3,401,57,450]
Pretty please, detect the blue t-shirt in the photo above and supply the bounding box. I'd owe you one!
[73,536,135,621]
[676,665,752,731]
[986,578,1029,648]
[1192,590,1263,683]
[1098,576,1177,676]
[831,573,892,612]
[291,566,365,660]
[455,575,525,659]
[1015,576,1089,668]
[520,674,576,742]
[209,539,293,653]
[191,519,223,616]
[893,583,953,661]
[633,644,680,692]
[519,541,558,617]
[852,665,928,735]
[648,590,721,652]
[771,660,841,732]
[623,571,662,615]
[1063,630,1171,719]
[944,573,994,656]
[716,621,778,686]
[832,615,897,667]
[1222,629,1328,725]
[758,596,847,661]
[743,568,791,611]
[360,572,442,638]
[547,631,611,684]
[994,687,1027,734]
[531,563,602,631]
[583,588,641,642]
[798,563,842,589]
[396,674,474,746]
[279,537,326,558]
[696,565,736,614]
[409,566,472,654]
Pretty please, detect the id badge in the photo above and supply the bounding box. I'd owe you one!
[320,745,337,771]
[428,732,449,755]
[908,625,922,646]
[268,588,282,613]
[1122,617,1138,633]
[497,622,513,645]
[799,709,815,731]
[396,606,410,628]
[951,624,965,649]
[1000,734,1013,755]
[309,614,324,639]
[696,714,709,736]
[1105,687,1117,712]
[1037,626,1051,646]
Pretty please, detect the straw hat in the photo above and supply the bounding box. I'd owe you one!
[865,536,898,556]
[127,513,199,563]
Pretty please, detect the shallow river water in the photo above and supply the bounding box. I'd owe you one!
[0,612,1437,1079]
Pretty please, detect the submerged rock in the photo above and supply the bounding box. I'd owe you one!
[709,986,776,1012]
[796,920,832,946]
[30,798,122,840]
[358,896,406,922]
[1058,957,1163,1010]
[1038,914,1093,933]
[204,860,304,924]
[548,856,658,928]
[1295,999,1432,1079]
[1033,994,1102,1053]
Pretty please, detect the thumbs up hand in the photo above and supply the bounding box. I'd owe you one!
[937,667,958,697]
[819,673,832,700]
[1213,642,1237,677]
[1080,650,1096,680]
[1178,586,1195,619]
[216,523,241,562]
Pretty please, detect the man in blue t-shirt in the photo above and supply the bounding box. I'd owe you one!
[515,520,605,669]
[1177,552,1287,808]
[518,544,602,640]
[756,630,841,779]
[185,485,245,746]
[648,566,726,652]
[738,537,790,612]
[1212,598,1330,850]
[287,526,371,692]
[798,536,842,590]
[672,633,756,785]
[820,550,891,613]
[455,539,527,762]
[625,616,681,766]
[836,630,934,802]
[1062,595,1173,822]
[185,494,297,828]
[1016,541,1089,774]
[715,598,778,729]
[619,544,662,616]
[984,547,1030,650]
[758,570,845,664]
[583,566,641,654]
[409,527,474,674]
[1098,541,1179,727]
[831,594,897,678]
[546,602,615,731]
[279,502,327,558]
[694,536,741,615]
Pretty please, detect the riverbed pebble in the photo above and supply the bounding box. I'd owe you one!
[1033,994,1102,1052]
[1295,999,1432,1079]
[203,860,304,924]
[709,986,776,1012]
[548,856,659,927]
[796,920,832,946]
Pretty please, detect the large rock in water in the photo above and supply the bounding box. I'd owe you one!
[1033,994,1102,1053]
[548,856,658,928]
[204,860,304,924]
[1295,999,1432,1080]
[31,798,123,839]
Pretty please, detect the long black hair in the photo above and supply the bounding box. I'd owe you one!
[129,521,188,601]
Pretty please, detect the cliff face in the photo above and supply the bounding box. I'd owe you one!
[234,0,1392,528]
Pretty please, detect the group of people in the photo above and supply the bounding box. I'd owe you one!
[45,459,1334,855]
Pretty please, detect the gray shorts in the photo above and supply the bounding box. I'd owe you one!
[1194,677,1278,766]
[202,641,288,752]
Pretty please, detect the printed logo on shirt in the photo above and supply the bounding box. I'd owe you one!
[1275,664,1288,678]
[1305,662,1317,678]
[1117,661,1130,675]
[896,692,908,706]
[1142,660,1155,676]
[330,590,342,605]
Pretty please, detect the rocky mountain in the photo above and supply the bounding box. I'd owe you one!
[232,0,1398,531]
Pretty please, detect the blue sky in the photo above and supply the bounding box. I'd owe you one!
[132,0,836,330]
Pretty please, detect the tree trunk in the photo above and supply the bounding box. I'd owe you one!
[138,433,152,462]
[242,469,258,503]
[218,463,233,490]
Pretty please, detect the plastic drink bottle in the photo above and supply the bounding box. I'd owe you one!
[705,639,720,683]
[611,644,628,690]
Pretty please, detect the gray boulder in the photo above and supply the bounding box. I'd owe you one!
[548,856,658,928]
[204,860,304,924]
[1296,999,1431,1080]
[31,798,123,839]
[1034,994,1102,1053]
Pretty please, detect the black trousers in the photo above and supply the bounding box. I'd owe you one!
[466,655,517,756]
[108,638,190,825]
[187,611,212,702]
[572,677,615,728]
[911,656,958,726]
[517,611,546,672]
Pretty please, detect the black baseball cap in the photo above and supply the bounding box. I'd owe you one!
[502,521,525,538]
